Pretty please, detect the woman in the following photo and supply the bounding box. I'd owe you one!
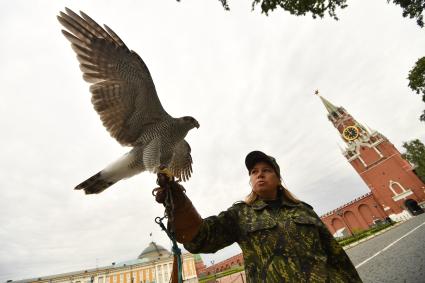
[154,151,362,283]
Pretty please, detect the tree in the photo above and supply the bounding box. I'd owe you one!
[388,0,425,27]
[402,139,425,182]
[249,0,347,19]
[198,0,425,26]
[209,0,348,19]
[408,57,425,122]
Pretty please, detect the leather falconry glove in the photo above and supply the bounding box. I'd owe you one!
[153,173,203,244]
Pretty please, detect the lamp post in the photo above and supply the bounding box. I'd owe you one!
[336,210,353,235]
[211,260,217,282]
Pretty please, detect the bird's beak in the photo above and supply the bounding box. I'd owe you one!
[195,121,200,129]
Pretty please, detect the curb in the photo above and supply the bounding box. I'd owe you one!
[343,222,403,250]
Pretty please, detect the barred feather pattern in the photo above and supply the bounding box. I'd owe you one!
[57,7,170,146]
[58,8,198,193]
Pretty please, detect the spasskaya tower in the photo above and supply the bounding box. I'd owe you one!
[318,92,425,223]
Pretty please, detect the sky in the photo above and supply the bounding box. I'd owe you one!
[1,0,424,281]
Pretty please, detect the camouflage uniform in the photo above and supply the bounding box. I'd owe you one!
[184,197,362,283]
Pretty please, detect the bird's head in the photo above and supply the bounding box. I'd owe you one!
[180,116,200,129]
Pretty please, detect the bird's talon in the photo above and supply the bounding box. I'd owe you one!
[158,167,174,182]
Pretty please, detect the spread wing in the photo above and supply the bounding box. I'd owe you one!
[169,140,193,182]
[57,8,171,146]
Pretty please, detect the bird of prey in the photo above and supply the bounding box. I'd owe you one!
[57,8,199,194]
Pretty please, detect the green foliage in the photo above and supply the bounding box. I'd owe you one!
[179,0,425,27]
[337,222,393,246]
[178,0,425,28]
[388,0,425,27]
[199,266,245,283]
[217,0,230,10]
[402,139,425,182]
[250,0,347,19]
[408,57,425,121]
[205,0,348,19]
[350,227,363,235]
[409,57,425,95]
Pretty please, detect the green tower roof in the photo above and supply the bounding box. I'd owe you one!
[319,95,339,114]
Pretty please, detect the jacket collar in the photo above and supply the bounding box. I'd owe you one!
[252,196,300,210]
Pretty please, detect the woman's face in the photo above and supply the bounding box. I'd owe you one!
[250,161,280,200]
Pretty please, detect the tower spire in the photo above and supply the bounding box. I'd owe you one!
[315,90,339,114]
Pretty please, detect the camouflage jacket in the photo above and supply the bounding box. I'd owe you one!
[184,197,362,283]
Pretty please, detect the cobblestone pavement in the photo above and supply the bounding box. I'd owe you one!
[346,213,425,283]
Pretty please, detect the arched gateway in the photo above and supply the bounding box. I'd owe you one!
[405,199,424,216]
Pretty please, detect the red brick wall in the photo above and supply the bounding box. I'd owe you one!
[204,253,244,276]
[321,193,387,235]
[195,259,207,276]
[355,142,425,215]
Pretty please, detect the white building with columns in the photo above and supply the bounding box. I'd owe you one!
[8,242,198,283]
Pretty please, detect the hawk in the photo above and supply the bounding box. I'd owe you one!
[57,8,199,194]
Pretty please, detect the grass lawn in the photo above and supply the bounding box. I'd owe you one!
[337,222,394,246]
[199,266,245,283]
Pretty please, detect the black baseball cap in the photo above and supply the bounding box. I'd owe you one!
[245,151,281,178]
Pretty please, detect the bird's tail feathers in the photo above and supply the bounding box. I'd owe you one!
[74,172,115,194]
[75,151,144,194]
[103,151,143,180]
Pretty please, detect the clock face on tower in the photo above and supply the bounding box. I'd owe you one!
[342,126,359,141]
